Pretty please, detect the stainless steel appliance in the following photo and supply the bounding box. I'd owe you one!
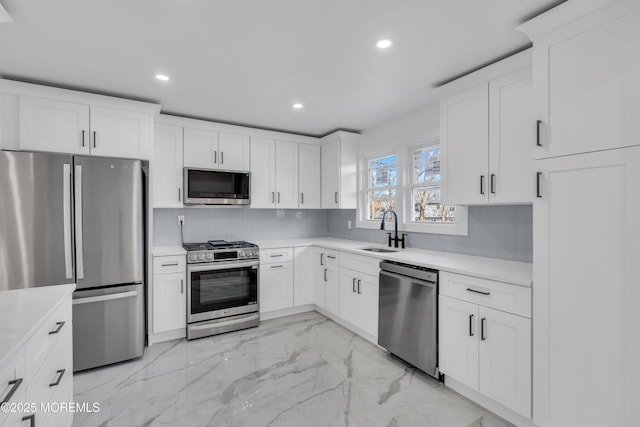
[183,168,250,205]
[378,260,439,377]
[0,151,145,372]
[185,240,260,340]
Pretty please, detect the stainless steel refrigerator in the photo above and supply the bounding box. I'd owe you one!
[0,151,145,371]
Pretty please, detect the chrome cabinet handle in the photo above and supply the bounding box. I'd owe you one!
[81,130,86,147]
[324,268,327,282]
[161,262,179,267]
[480,175,485,195]
[49,369,65,387]
[357,279,361,294]
[93,131,97,148]
[469,314,474,336]
[481,318,486,341]
[334,192,338,204]
[1,378,23,404]
[300,193,304,204]
[271,192,275,203]
[536,172,542,198]
[536,120,543,147]
[180,279,184,294]
[22,414,35,427]
[490,174,496,194]
[270,265,284,269]
[466,288,490,296]
[320,253,324,266]
[352,277,356,293]
[270,254,283,258]
[49,321,65,335]
[327,255,336,259]
[213,151,217,164]
[277,192,281,203]
[220,151,224,164]
[178,188,181,202]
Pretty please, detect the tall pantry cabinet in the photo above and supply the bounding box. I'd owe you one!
[518,1,640,426]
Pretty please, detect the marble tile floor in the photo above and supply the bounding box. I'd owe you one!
[73,312,514,427]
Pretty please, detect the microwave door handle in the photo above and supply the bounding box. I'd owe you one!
[74,165,85,280]
[62,164,73,279]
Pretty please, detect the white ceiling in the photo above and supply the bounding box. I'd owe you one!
[0,0,561,136]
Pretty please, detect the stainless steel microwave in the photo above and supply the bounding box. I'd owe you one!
[183,168,251,205]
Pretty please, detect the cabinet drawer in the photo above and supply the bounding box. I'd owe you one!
[440,272,531,318]
[340,252,380,276]
[0,348,26,426]
[27,325,71,412]
[25,301,70,384]
[153,255,186,274]
[322,249,340,267]
[259,247,293,264]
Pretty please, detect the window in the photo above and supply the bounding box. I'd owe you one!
[364,153,397,220]
[409,144,456,223]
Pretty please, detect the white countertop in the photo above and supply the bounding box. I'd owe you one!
[253,238,533,287]
[0,284,75,367]
[152,245,186,256]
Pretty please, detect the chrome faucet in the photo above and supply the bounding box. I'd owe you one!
[380,210,406,248]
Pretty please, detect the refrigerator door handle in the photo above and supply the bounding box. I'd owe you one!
[72,290,138,305]
[63,164,73,279]
[74,165,85,280]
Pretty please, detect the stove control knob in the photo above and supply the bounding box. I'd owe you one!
[206,253,213,260]
[198,253,205,261]
[189,254,197,261]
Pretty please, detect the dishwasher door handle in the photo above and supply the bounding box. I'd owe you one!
[380,270,436,288]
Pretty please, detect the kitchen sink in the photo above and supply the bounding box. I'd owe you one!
[360,247,399,253]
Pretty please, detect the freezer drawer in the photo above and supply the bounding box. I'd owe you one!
[72,283,144,371]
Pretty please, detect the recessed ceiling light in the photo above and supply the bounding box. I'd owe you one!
[155,74,170,82]
[376,39,392,49]
[292,103,303,109]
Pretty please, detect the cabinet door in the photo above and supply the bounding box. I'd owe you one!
[293,247,314,306]
[357,272,379,338]
[259,262,294,313]
[89,106,150,159]
[324,265,340,316]
[275,140,299,209]
[298,144,321,208]
[249,137,276,208]
[18,96,90,155]
[440,84,489,205]
[183,127,218,168]
[313,248,326,308]
[153,124,184,208]
[152,272,186,333]
[321,139,340,207]
[439,295,479,390]
[489,68,534,204]
[339,269,359,327]
[478,306,531,418]
[534,7,640,159]
[218,132,250,171]
[534,147,640,427]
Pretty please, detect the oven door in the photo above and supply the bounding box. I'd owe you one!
[187,260,259,323]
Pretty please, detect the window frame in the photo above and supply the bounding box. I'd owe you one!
[356,134,468,236]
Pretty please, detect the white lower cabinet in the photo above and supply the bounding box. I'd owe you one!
[313,247,340,316]
[338,269,378,339]
[439,272,531,420]
[293,247,314,306]
[152,255,186,340]
[259,248,294,313]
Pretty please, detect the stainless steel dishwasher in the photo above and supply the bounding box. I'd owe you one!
[378,260,438,378]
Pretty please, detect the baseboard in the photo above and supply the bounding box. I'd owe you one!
[444,377,534,427]
[313,306,378,346]
[260,304,315,320]
[148,328,186,345]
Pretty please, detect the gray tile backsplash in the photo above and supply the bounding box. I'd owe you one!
[153,205,532,263]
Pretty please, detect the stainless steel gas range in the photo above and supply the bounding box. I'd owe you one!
[184,240,260,340]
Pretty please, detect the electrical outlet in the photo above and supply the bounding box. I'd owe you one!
[347,220,352,230]
[177,215,185,225]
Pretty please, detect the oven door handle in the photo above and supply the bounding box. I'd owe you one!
[187,260,259,272]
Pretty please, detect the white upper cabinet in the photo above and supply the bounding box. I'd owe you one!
[519,0,640,159]
[440,84,490,205]
[18,96,90,155]
[298,144,321,208]
[321,131,359,209]
[18,94,154,159]
[249,138,301,209]
[183,127,219,169]
[183,128,250,171]
[439,51,533,205]
[153,123,184,208]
